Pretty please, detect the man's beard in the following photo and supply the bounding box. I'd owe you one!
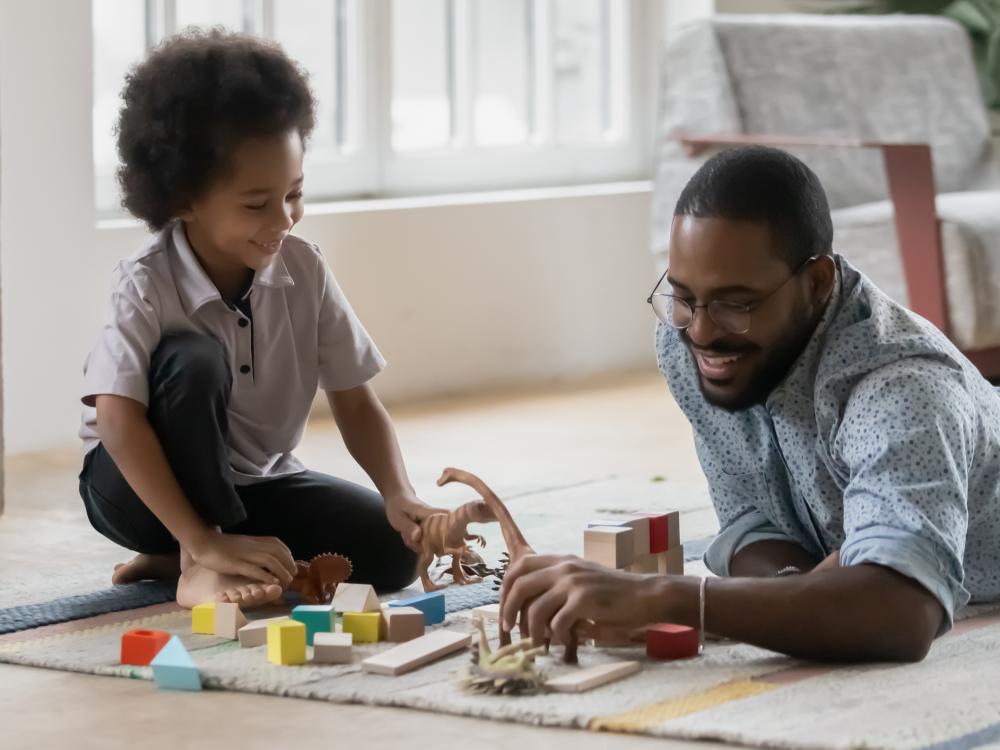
[683,311,817,412]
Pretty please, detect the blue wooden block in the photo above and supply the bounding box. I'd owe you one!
[388,591,445,625]
[150,636,201,691]
[291,604,336,646]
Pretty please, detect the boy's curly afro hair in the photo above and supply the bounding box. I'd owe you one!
[116,29,316,230]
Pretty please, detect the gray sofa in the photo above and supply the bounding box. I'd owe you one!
[651,14,1000,373]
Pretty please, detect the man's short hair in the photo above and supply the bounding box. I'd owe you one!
[673,146,834,267]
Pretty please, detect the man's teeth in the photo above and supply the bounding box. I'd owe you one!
[703,354,743,365]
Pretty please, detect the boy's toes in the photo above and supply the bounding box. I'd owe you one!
[220,587,244,604]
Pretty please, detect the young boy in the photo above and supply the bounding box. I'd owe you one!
[79,30,436,608]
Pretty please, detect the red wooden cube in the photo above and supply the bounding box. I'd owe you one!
[646,623,699,660]
[637,510,679,553]
[121,629,172,666]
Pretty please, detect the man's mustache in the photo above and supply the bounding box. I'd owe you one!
[680,331,759,356]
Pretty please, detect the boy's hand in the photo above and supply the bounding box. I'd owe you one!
[384,494,446,553]
[188,529,297,587]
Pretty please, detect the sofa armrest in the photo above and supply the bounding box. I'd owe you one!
[674,133,949,335]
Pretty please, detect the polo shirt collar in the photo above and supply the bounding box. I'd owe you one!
[170,221,294,315]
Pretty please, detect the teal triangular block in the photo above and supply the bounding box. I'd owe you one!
[150,636,201,691]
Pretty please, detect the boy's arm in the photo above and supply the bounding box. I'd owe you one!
[95,394,295,584]
[326,384,443,551]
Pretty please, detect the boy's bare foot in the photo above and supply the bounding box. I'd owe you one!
[175,561,284,610]
[111,552,181,585]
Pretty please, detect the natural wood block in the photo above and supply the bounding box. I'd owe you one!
[361,630,471,676]
[583,526,635,569]
[587,516,650,557]
[627,554,658,574]
[214,602,247,640]
[546,660,641,693]
[657,544,684,575]
[267,620,307,665]
[313,632,353,664]
[646,623,699,660]
[191,602,215,634]
[332,583,380,613]
[472,603,501,621]
[238,616,290,648]
[342,611,382,643]
[380,606,425,643]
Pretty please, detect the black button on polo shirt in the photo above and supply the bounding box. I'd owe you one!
[238,318,249,328]
[240,365,251,374]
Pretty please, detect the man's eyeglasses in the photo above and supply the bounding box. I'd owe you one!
[646,257,818,336]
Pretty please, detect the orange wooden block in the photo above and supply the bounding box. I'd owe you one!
[646,623,699,660]
[121,629,172,666]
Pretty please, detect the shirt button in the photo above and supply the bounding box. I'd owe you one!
[240,365,251,375]
[238,318,249,328]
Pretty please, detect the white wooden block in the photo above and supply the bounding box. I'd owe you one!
[583,526,635,569]
[237,616,290,648]
[361,630,471,676]
[214,602,247,640]
[587,516,650,557]
[332,583,381,613]
[546,661,641,693]
[657,544,684,576]
[627,554,658,574]
[472,603,501,621]
[380,606,425,643]
[313,631,353,664]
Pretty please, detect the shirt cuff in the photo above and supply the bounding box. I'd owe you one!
[839,524,970,634]
[704,509,799,577]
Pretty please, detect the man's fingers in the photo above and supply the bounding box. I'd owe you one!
[527,588,568,647]
[499,554,561,605]
[550,592,587,646]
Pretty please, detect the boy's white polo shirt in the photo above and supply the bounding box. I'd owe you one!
[79,221,385,484]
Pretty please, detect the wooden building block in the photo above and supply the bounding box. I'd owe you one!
[361,629,471,676]
[291,603,337,645]
[120,629,171,666]
[646,623,699,660]
[267,620,307,665]
[587,516,651,557]
[584,526,635,569]
[214,601,247,640]
[657,544,684,575]
[332,583,380,613]
[472,603,501,621]
[381,606,425,643]
[638,511,680,554]
[546,660,641,693]
[388,591,446,625]
[191,602,215,634]
[150,636,201,691]
[312,632,353,664]
[342,611,382,643]
[627,554,659,574]
[238,616,290,648]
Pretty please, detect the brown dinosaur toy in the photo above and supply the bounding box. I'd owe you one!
[415,489,497,593]
[431,468,586,663]
[288,552,353,604]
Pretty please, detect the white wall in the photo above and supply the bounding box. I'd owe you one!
[0,1,660,456]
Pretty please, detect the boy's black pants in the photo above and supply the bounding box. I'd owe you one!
[79,331,417,592]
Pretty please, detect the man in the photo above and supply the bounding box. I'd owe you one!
[500,146,1000,662]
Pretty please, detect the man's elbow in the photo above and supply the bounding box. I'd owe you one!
[873,593,944,663]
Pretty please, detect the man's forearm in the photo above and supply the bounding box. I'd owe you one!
[652,565,945,662]
[729,539,821,577]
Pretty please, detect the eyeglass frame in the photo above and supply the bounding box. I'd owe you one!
[646,255,819,335]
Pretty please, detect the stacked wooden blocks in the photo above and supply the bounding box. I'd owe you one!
[291,603,336,645]
[387,591,445,626]
[584,510,683,575]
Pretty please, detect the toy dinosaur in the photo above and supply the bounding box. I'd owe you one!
[431,468,591,662]
[457,615,547,695]
[288,552,353,604]
[415,494,496,593]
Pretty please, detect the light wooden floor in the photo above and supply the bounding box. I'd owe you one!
[0,370,735,750]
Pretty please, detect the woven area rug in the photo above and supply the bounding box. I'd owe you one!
[2,596,998,750]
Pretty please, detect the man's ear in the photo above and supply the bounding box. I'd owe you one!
[177,206,196,222]
[808,255,836,304]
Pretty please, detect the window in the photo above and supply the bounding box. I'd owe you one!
[92,0,652,217]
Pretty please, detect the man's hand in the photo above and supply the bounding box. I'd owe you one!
[499,554,668,647]
[187,528,297,587]
[384,493,447,553]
